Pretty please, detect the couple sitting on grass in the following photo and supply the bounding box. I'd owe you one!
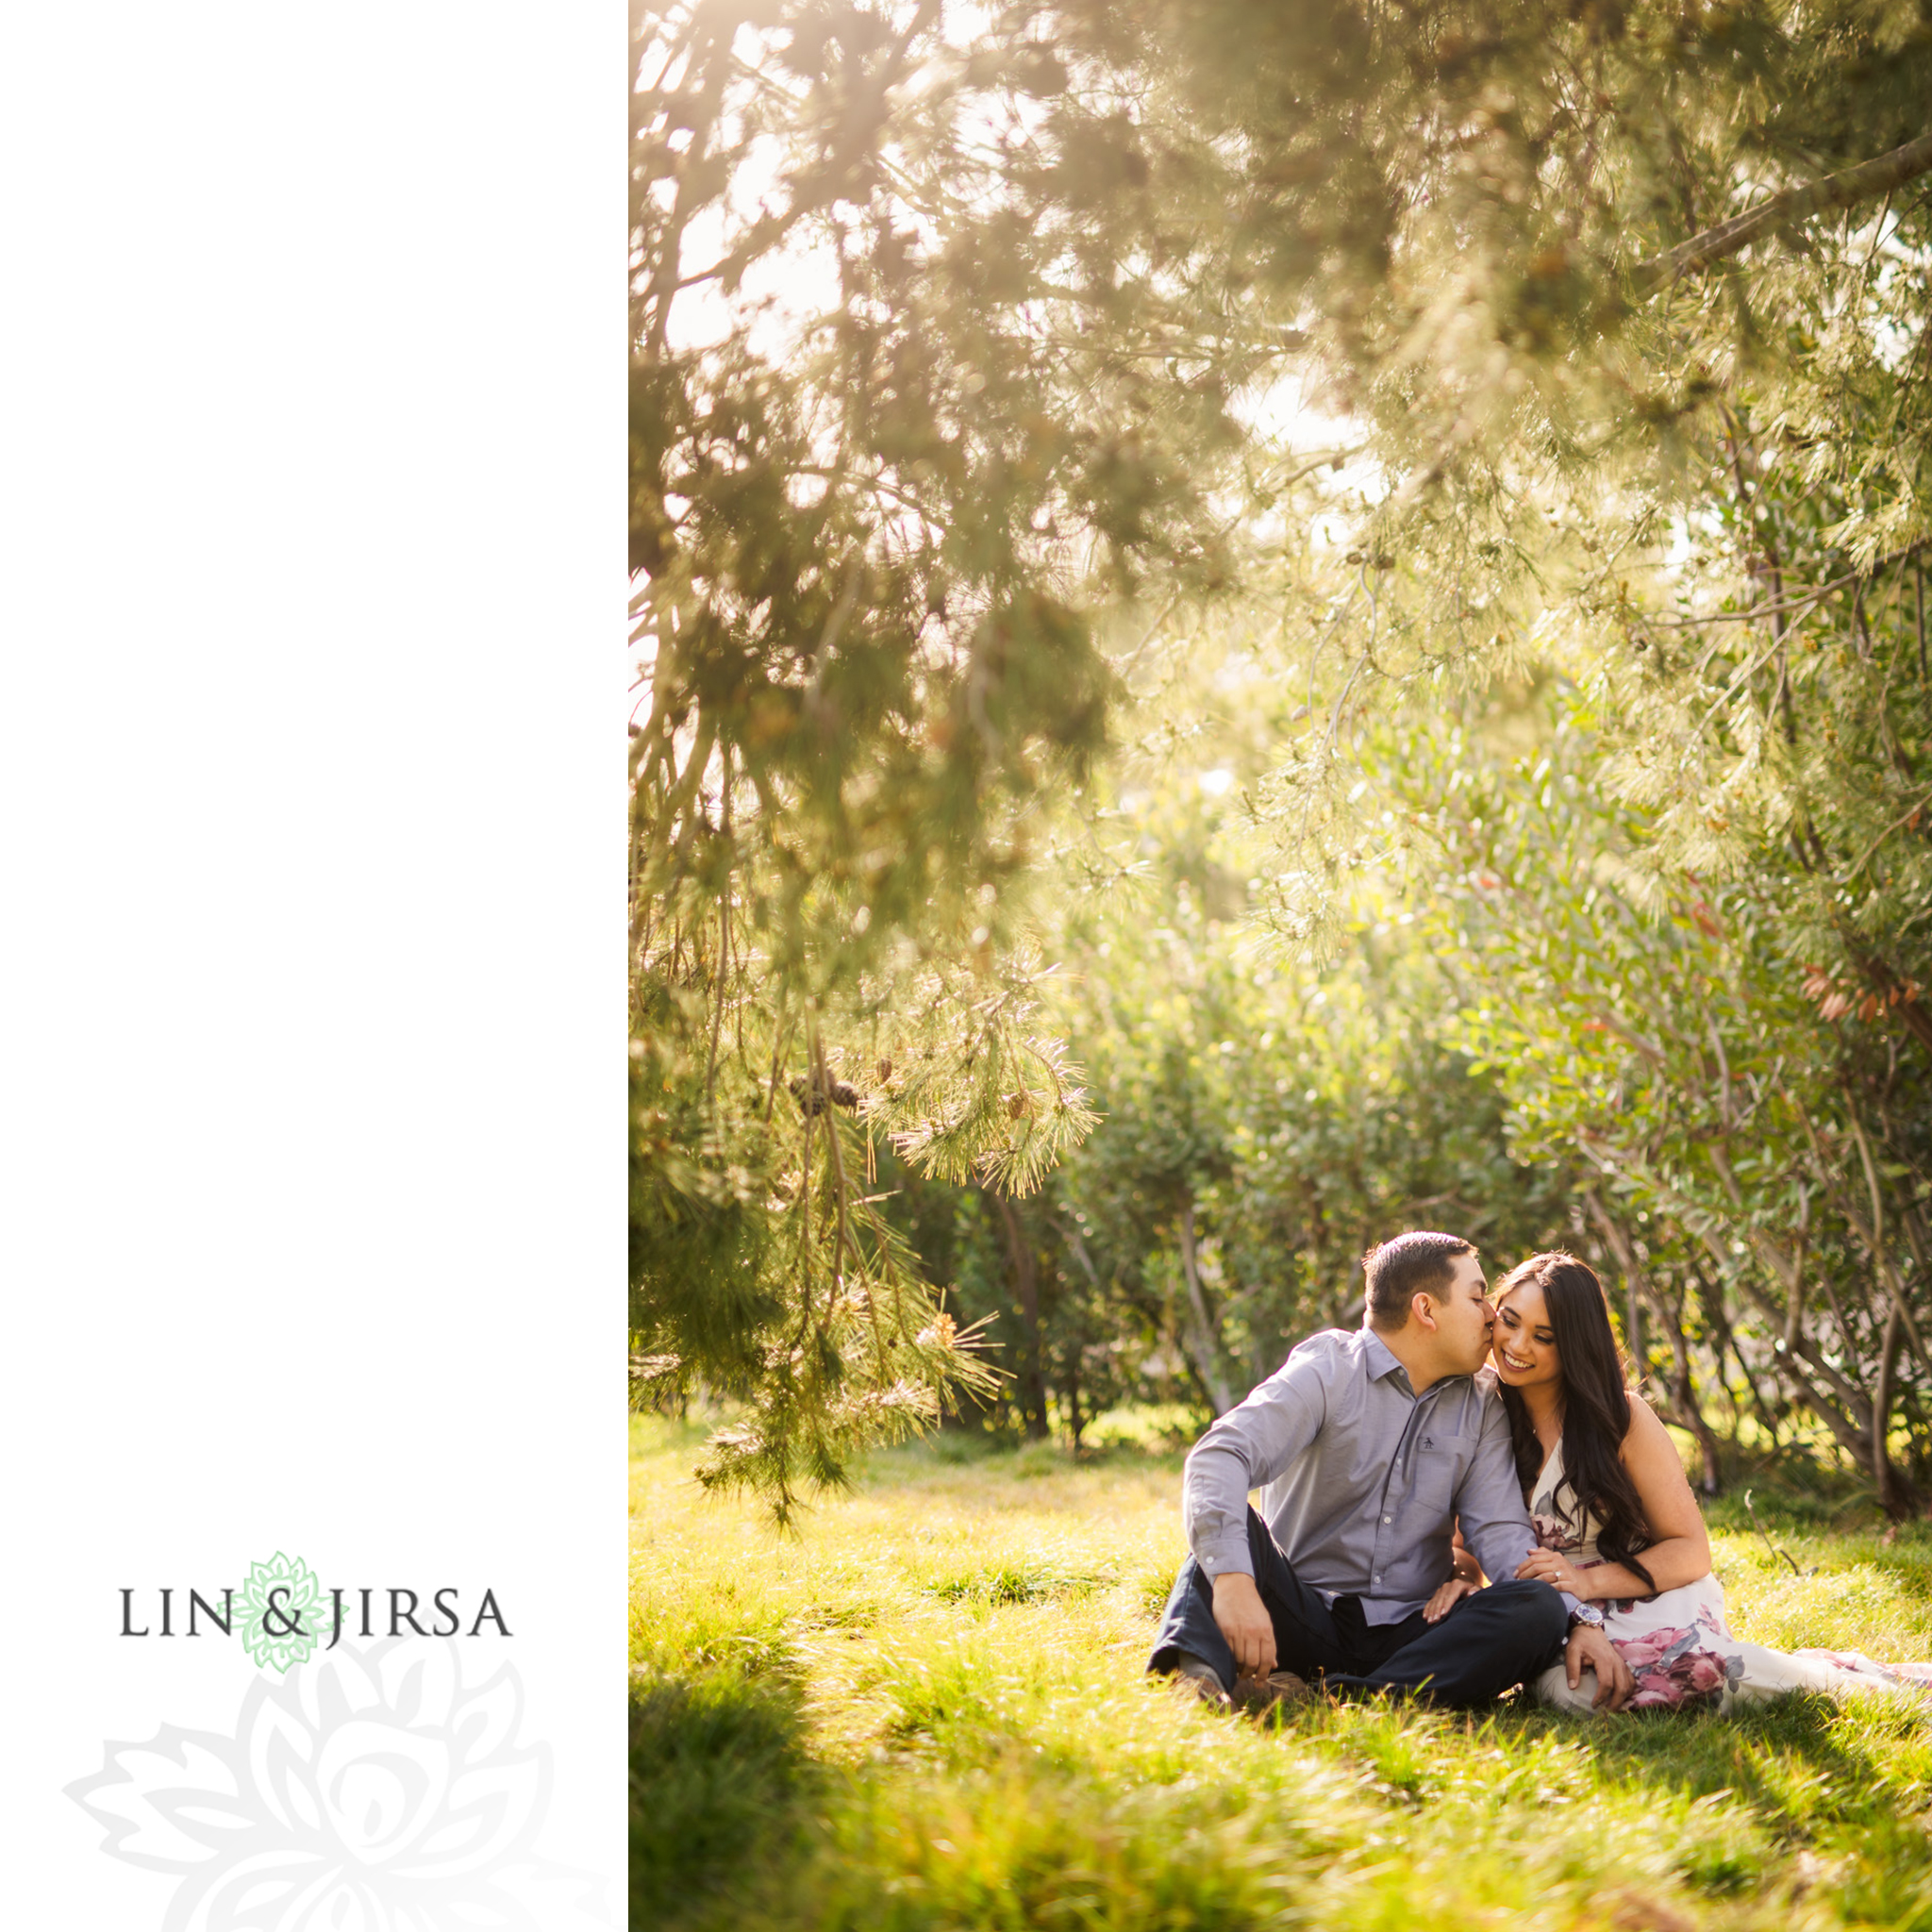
[1150,1231,1932,1715]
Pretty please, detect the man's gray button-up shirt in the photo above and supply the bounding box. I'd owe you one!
[1182,1324,1575,1626]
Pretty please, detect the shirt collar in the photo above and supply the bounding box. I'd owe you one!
[1359,1327,1408,1383]
[1359,1324,1466,1399]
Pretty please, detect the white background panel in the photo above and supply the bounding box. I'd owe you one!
[0,7,622,1922]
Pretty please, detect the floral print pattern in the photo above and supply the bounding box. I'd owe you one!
[1528,1438,1932,1715]
[1612,1621,1739,1710]
[1529,1512,1572,1554]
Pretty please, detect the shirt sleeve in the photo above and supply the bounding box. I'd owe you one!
[1181,1348,1329,1579]
[1455,1394,1582,1622]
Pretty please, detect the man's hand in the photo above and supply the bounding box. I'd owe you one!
[1565,1624,1634,1711]
[1516,1548,1591,1598]
[1210,1571,1276,1678]
[1424,1576,1478,1624]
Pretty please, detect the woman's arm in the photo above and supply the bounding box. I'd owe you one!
[1449,1523,1486,1583]
[1574,1396,1710,1601]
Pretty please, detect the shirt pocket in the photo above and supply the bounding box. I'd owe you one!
[1410,1430,1478,1513]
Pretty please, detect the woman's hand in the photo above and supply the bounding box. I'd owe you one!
[1515,1548,1591,1598]
[1424,1576,1478,1624]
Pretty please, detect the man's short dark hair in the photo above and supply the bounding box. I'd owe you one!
[1363,1230,1477,1331]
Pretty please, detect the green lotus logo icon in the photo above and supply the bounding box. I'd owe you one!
[234,1553,325,1673]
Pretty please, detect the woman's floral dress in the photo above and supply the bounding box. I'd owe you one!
[1527,1437,1932,1714]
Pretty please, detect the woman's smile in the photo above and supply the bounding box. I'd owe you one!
[1491,1283,1559,1385]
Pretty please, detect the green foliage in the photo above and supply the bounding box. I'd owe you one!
[633,0,1242,1498]
[881,655,1573,1441]
[637,0,1932,1505]
[1312,688,1932,1507]
[1210,8,1932,1506]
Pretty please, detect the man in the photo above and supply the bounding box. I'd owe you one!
[1149,1229,1635,1709]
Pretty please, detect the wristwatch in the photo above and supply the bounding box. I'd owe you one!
[1567,1602,1606,1630]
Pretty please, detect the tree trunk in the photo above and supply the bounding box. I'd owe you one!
[1873,1300,1921,1519]
[1694,1262,1780,1447]
[1586,1188,1648,1374]
[1683,1223,1877,1465]
[1587,1193,1722,1494]
[990,1191,1049,1441]
[1654,1282,1724,1497]
[1771,1342,1881,1472]
[1176,1194,1239,1415]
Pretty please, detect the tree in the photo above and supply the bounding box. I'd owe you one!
[630,0,1258,1504]
[1376,699,1932,1512]
[635,0,1932,1504]
[884,668,1574,1444]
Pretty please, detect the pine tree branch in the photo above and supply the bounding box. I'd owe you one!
[1636,131,1932,292]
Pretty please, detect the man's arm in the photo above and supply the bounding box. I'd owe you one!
[1565,1624,1636,1711]
[1449,1397,1548,1598]
[1181,1351,1328,1579]
[1182,1351,1329,1677]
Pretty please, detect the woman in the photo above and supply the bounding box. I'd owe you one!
[1426,1250,1932,1713]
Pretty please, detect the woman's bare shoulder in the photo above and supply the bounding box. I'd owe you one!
[1618,1387,1708,1541]
[1618,1389,1675,1455]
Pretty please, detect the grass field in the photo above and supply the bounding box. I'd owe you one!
[631,1414,1932,1932]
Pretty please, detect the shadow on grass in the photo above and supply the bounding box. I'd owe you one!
[1494,1690,1909,1832]
[1527,1694,1932,1921]
[630,1662,820,1932]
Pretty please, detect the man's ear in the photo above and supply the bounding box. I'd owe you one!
[1410,1291,1439,1333]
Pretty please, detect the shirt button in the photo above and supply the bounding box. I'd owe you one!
[1382,1514,1391,1524]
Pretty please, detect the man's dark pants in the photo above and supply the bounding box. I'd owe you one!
[1149,1507,1568,1706]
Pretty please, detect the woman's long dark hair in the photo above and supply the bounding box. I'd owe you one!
[1495,1251,1657,1595]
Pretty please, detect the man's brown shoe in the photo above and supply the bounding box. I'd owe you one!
[1169,1657,1232,1709]
[1231,1669,1313,1712]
